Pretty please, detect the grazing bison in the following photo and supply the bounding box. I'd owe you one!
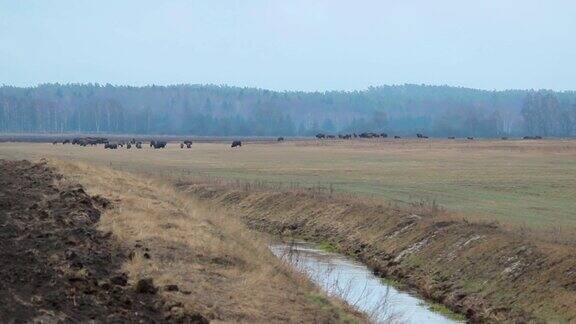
[523,136,542,140]
[316,133,326,139]
[62,139,70,144]
[327,135,336,139]
[52,141,57,145]
[183,140,193,146]
[448,136,455,139]
[153,141,167,149]
[359,132,380,139]
[72,137,108,146]
[380,133,388,138]
[416,133,429,139]
[104,143,118,149]
[277,137,284,142]
[135,142,143,149]
[394,135,401,139]
[501,137,509,140]
[231,140,242,148]
[126,143,132,149]
[466,137,474,140]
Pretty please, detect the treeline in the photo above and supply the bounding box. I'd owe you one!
[0,83,575,137]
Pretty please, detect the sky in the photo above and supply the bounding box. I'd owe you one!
[1,0,575,91]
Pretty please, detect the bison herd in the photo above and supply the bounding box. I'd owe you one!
[314,132,418,139]
[313,133,545,141]
[51,134,547,150]
[53,137,245,149]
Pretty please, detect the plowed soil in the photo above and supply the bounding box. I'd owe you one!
[0,160,207,323]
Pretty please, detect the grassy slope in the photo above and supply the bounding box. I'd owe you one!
[1,139,575,230]
[183,184,576,323]
[49,159,364,323]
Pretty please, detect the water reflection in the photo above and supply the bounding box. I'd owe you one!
[270,241,462,324]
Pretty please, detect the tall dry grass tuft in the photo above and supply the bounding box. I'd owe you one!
[49,159,366,323]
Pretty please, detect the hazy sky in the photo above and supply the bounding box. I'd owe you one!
[1,1,575,91]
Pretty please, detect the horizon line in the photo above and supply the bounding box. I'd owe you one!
[1,82,575,94]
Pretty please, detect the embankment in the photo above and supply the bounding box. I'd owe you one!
[46,160,365,323]
[0,159,207,322]
[182,184,576,323]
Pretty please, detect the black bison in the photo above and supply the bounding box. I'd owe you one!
[52,141,57,145]
[467,137,474,140]
[523,136,542,140]
[135,142,143,149]
[380,133,388,138]
[394,135,401,139]
[126,143,132,149]
[104,143,118,149]
[359,132,380,139]
[501,137,509,140]
[416,133,429,139]
[327,135,336,139]
[180,141,192,148]
[62,139,70,144]
[71,137,108,146]
[231,140,242,148]
[277,137,284,142]
[316,133,325,139]
[153,141,167,149]
[448,136,455,139]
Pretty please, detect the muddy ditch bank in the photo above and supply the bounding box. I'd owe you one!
[180,184,576,323]
[0,159,208,323]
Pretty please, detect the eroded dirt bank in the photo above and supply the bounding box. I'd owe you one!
[182,184,576,323]
[39,160,366,323]
[0,160,208,322]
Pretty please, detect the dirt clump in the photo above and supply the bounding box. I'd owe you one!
[0,159,208,323]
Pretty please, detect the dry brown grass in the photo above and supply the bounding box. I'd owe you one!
[1,138,575,232]
[49,159,365,323]
[182,182,576,322]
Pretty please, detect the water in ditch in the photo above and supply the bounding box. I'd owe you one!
[270,241,464,323]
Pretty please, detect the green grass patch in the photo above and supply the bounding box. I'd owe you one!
[305,292,359,324]
[316,241,339,253]
[379,277,406,289]
[419,300,467,321]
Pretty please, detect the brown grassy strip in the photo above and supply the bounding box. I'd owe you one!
[49,159,365,323]
[180,182,576,323]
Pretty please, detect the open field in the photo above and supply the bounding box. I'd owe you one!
[1,139,575,231]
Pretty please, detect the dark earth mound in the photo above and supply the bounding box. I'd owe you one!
[0,159,208,323]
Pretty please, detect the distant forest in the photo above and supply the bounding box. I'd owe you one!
[1,84,575,137]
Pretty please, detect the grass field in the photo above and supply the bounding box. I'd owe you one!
[1,138,575,230]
